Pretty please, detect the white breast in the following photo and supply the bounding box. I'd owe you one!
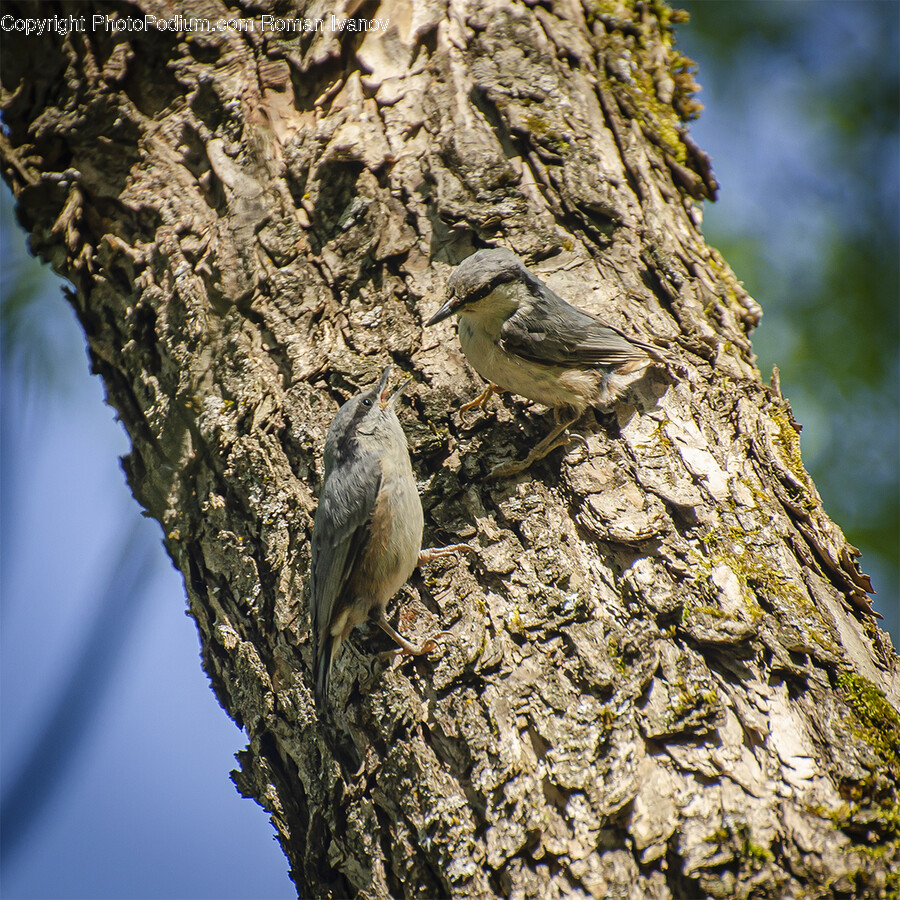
[370,429,424,606]
[379,463,424,598]
[458,314,596,413]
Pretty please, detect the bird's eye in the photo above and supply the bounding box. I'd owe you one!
[362,398,372,408]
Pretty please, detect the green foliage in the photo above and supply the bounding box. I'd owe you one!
[677,2,899,629]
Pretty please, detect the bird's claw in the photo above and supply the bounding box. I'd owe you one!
[418,544,478,565]
[381,630,454,660]
[377,617,454,659]
[407,630,454,656]
[487,423,585,480]
[459,383,504,420]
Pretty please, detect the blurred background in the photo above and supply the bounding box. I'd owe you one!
[678,0,898,633]
[1,3,897,898]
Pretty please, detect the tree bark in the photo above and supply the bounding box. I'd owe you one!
[2,1,898,897]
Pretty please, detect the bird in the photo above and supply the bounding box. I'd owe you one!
[310,366,470,707]
[426,248,668,477]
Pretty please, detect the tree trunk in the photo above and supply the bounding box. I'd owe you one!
[2,1,897,897]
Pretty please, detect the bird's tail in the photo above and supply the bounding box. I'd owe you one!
[627,336,670,366]
[314,635,338,709]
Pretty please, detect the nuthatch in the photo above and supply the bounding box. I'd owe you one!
[426,248,668,476]
[310,367,470,707]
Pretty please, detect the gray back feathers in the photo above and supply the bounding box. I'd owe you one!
[450,248,664,369]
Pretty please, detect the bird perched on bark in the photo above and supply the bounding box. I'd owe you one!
[310,367,470,708]
[426,248,668,477]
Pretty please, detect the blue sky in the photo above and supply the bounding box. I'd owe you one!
[0,209,295,897]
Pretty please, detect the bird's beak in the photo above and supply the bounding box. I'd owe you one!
[377,365,413,410]
[425,293,456,327]
[376,366,393,408]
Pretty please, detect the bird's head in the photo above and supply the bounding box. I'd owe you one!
[324,366,411,463]
[426,248,530,326]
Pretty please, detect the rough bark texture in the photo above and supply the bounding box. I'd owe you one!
[2,1,898,897]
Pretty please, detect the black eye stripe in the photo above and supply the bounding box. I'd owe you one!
[455,267,522,306]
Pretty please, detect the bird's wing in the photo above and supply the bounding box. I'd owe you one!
[499,283,662,368]
[310,451,381,663]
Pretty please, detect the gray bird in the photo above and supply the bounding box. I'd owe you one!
[426,248,668,476]
[310,366,468,707]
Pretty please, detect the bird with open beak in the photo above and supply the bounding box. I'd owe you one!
[310,366,472,707]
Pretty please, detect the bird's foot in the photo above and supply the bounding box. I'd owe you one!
[488,417,583,479]
[459,383,504,419]
[399,630,455,657]
[377,618,453,657]
[417,544,478,566]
